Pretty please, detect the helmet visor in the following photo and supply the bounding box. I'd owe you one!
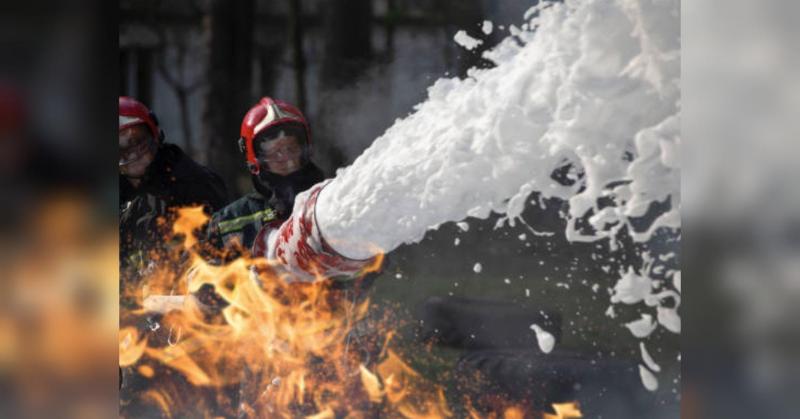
[254,124,307,163]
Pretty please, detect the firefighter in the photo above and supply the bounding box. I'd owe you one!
[120,96,230,415]
[119,96,228,289]
[207,97,324,253]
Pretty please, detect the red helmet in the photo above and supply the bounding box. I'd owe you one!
[119,96,160,141]
[239,97,311,175]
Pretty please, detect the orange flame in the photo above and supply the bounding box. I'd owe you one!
[119,327,147,367]
[544,402,583,419]
[171,205,209,249]
[120,207,586,418]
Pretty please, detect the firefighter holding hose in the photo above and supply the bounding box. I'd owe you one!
[203,98,382,415]
[119,96,228,290]
[207,97,323,253]
[206,97,378,281]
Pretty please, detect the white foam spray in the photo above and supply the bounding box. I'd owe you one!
[453,30,483,50]
[625,313,657,338]
[315,0,680,260]
[308,0,679,393]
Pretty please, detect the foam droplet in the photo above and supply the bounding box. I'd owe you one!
[625,313,657,338]
[530,324,555,353]
[639,364,659,392]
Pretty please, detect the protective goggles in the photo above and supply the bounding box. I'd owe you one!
[253,125,307,164]
[119,127,156,166]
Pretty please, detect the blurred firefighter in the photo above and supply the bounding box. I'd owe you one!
[119,96,228,290]
[119,96,230,415]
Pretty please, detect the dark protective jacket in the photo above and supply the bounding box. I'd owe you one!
[207,162,325,252]
[120,143,228,273]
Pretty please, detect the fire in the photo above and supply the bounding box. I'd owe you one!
[171,206,209,249]
[119,327,147,367]
[359,364,383,403]
[544,402,583,419]
[120,207,585,418]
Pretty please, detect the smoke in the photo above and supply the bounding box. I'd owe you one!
[313,28,458,169]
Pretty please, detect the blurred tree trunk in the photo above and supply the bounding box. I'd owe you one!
[320,0,372,87]
[288,0,307,111]
[135,48,153,105]
[316,0,373,172]
[257,45,282,98]
[384,0,397,60]
[120,50,130,95]
[202,0,254,195]
[155,32,204,161]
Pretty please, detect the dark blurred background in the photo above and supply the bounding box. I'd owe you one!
[119,0,535,194]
